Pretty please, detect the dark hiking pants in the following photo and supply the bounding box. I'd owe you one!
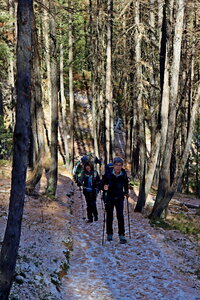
[106,197,125,236]
[84,191,98,221]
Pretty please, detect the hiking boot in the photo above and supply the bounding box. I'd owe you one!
[119,235,127,244]
[86,219,93,223]
[107,234,113,241]
[94,216,98,221]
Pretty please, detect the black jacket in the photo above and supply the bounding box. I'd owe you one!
[101,169,128,200]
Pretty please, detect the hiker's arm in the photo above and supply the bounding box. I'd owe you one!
[99,174,108,190]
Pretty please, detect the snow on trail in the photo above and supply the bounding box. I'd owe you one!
[61,188,200,300]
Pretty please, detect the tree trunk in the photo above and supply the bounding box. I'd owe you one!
[26,10,46,195]
[150,84,200,218]
[59,40,70,166]
[89,0,100,161]
[42,0,51,105]
[155,0,186,205]
[105,0,113,164]
[46,3,58,197]
[7,0,16,130]
[134,0,146,212]
[0,0,33,297]
[68,0,74,171]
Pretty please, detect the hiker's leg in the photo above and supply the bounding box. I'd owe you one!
[91,192,98,220]
[115,198,125,236]
[85,193,93,221]
[106,201,114,235]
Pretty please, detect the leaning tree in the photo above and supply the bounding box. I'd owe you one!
[0,0,33,298]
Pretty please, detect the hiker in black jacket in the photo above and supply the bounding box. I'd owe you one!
[79,161,100,223]
[101,157,129,244]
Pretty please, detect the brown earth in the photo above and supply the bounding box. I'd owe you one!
[0,164,200,299]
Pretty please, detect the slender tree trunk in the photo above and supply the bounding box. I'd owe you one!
[60,40,70,166]
[43,0,51,105]
[134,0,146,212]
[68,0,74,171]
[105,0,113,164]
[155,0,186,207]
[150,84,200,218]
[89,0,100,161]
[7,0,16,130]
[0,1,33,297]
[46,3,58,197]
[26,10,46,195]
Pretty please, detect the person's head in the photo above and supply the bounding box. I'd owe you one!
[84,162,93,172]
[113,157,123,174]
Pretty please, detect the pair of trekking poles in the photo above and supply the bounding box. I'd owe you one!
[102,193,131,245]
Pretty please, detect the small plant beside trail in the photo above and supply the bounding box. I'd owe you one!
[150,210,200,239]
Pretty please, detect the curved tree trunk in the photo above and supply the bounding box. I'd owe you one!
[150,85,200,218]
[153,0,186,206]
[0,0,33,297]
[26,10,46,195]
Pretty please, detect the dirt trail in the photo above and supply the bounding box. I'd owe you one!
[0,169,199,299]
[60,185,200,300]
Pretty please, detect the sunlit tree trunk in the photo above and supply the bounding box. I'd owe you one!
[46,3,58,197]
[26,10,46,195]
[134,0,146,212]
[68,0,74,171]
[150,85,200,217]
[7,0,16,129]
[0,1,33,297]
[150,0,186,218]
[89,0,100,161]
[60,40,70,166]
[43,0,51,105]
[105,0,113,164]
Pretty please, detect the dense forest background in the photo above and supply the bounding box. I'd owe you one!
[0,0,199,298]
[0,0,199,210]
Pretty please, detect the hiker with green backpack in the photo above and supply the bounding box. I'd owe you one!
[78,161,100,223]
[101,157,129,244]
[73,152,101,184]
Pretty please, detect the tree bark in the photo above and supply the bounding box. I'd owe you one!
[59,39,70,166]
[105,0,113,164]
[150,84,200,218]
[134,0,146,212]
[46,3,58,197]
[0,0,33,297]
[155,0,186,205]
[26,10,46,195]
[68,0,74,171]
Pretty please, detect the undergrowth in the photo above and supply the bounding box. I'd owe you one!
[150,212,200,238]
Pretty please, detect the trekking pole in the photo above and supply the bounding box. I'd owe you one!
[102,206,106,246]
[102,192,107,246]
[126,195,131,238]
[100,191,104,210]
[79,187,86,220]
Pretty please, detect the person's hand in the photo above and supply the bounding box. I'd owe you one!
[125,193,129,198]
[104,184,109,191]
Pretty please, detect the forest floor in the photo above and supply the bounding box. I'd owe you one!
[0,164,200,300]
